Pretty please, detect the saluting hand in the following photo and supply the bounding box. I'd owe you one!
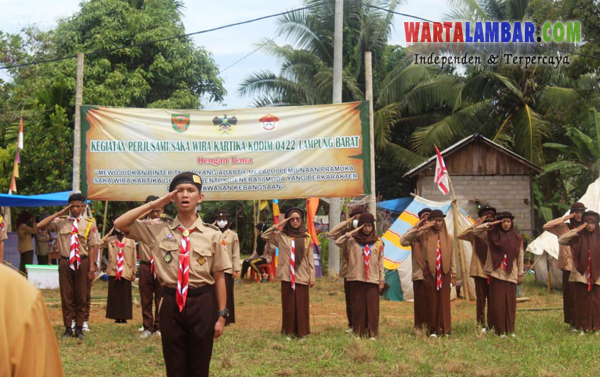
[475,217,487,226]
[277,217,292,230]
[418,221,434,231]
[151,191,176,210]
[564,213,576,220]
[575,223,587,232]
[348,224,365,236]
[58,205,72,216]
[485,220,503,228]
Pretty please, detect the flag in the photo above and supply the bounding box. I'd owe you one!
[9,175,17,193]
[306,198,323,277]
[18,117,24,150]
[13,161,19,178]
[434,146,450,195]
[272,199,280,225]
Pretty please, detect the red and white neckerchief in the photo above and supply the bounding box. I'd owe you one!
[587,249,592,292]
[176,225,196,311]
[221,229,230,253]
[150,255,156,279]
[502,254,508,271]
[362,243,373,280]
[68,217,81,271]
[290,237,296,290]
[436,235,442,290]
[115,240,125,280]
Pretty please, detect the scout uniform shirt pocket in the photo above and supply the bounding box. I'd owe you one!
[190,246,213,280]
[157,240,179,285]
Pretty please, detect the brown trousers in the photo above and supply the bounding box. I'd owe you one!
[19,250,33,275]
[160,287,217,377]
[281,282,310,338]
[140,263,163,331]
[488,277,517,335]
[349,281,379,337]
[562,270,576,326]
[59,257,90,328]
[344,278,352,328]
[85,277,93,322]
[474,277,489,327]
[225,273,236,325]
[422,270,451,336]
[106,276,133,320]
[413,279,426,329]
[574,282,600,332]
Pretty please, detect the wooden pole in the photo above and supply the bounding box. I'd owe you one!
[448,178,471,301]
[102,201,109,237]
[365,51,376,216]
[73,53,84,192]
[546,252,552,293]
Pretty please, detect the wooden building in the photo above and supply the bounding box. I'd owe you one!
[404,135,543,236]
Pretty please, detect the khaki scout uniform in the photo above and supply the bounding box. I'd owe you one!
[0,265,64,377]
[457,226,489,327]
[221,229,240,325]
[102,236,137,282]
[138,217,164,332]
[47,216,99,328]
[127,216,231,377]
[336,233,384,337]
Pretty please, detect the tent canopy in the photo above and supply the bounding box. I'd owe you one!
[381,195,475,301]
[0,191,82,207]
[376,197,412,214]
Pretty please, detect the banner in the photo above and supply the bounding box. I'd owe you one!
[81,102,370,201]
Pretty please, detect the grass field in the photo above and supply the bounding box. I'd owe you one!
[43,274,600,376]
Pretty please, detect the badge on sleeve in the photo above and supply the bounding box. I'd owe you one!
[164,251,173,264]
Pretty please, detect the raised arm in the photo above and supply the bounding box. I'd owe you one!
[114,191,176,233]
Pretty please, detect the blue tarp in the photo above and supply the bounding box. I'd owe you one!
[376,197,412,214]
[0,191,79,207]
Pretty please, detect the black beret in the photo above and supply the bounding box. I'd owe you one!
[418,208,432,218]
[478,206,497,217]
[496,211,515,220]
[358,212,376,224]
[570,202,587,211]
[169,172,202,193]
[429,209,446,219]
[215,210,230,218]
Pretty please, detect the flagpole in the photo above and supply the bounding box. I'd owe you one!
[446,175,471,301]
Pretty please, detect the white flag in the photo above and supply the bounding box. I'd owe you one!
[434,146,450,195]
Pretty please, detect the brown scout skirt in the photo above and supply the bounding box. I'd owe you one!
[422,269,451,336]
[348,281,379,337]
[562,270,577,326]
[488,277,517,335]
[281,281,310,338]
[574,282,600,331]
[106,276,133,320]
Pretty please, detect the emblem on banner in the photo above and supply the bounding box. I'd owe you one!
[172,114,190,133]
[212,115,237,135]
[259,113,279,131]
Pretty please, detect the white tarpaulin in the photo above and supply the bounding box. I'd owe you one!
[527,178,600,288]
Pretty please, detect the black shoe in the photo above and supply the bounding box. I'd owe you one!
[62,328,73,338]
[74,327,86,340]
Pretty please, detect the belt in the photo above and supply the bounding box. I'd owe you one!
[163,285,213,297]
[61,255,88,261]
[140,260,151,266]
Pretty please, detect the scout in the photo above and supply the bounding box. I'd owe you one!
[0,264,64,376]
[215,210,240,325]
[38,193,99,340]
[475,212,524,337]
[402,209,455,337]
[261,207,315,339]
[543,202,585,331]
[100,227,137,324]
[328,207,364,332]
[138,195,165,339]
[335,212,384,338]
[457,206,496,332]
[558,211,600,334]
[114,172,230,377]
[401,208,432,330]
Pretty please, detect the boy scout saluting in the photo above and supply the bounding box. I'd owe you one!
[38,193,99,340]
[115,172,230,377]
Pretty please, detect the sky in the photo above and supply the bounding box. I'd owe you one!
[0,0,449,109]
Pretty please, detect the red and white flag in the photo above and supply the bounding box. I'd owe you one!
[18,117,24,150]
[434,146,450,195]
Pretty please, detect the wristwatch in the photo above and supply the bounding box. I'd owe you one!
[217,308,229,318]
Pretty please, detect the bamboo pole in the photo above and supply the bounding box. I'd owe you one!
[102,200,109,237]
[365,51,376,216]
[73,53,84,192]
[448,179,471,301]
